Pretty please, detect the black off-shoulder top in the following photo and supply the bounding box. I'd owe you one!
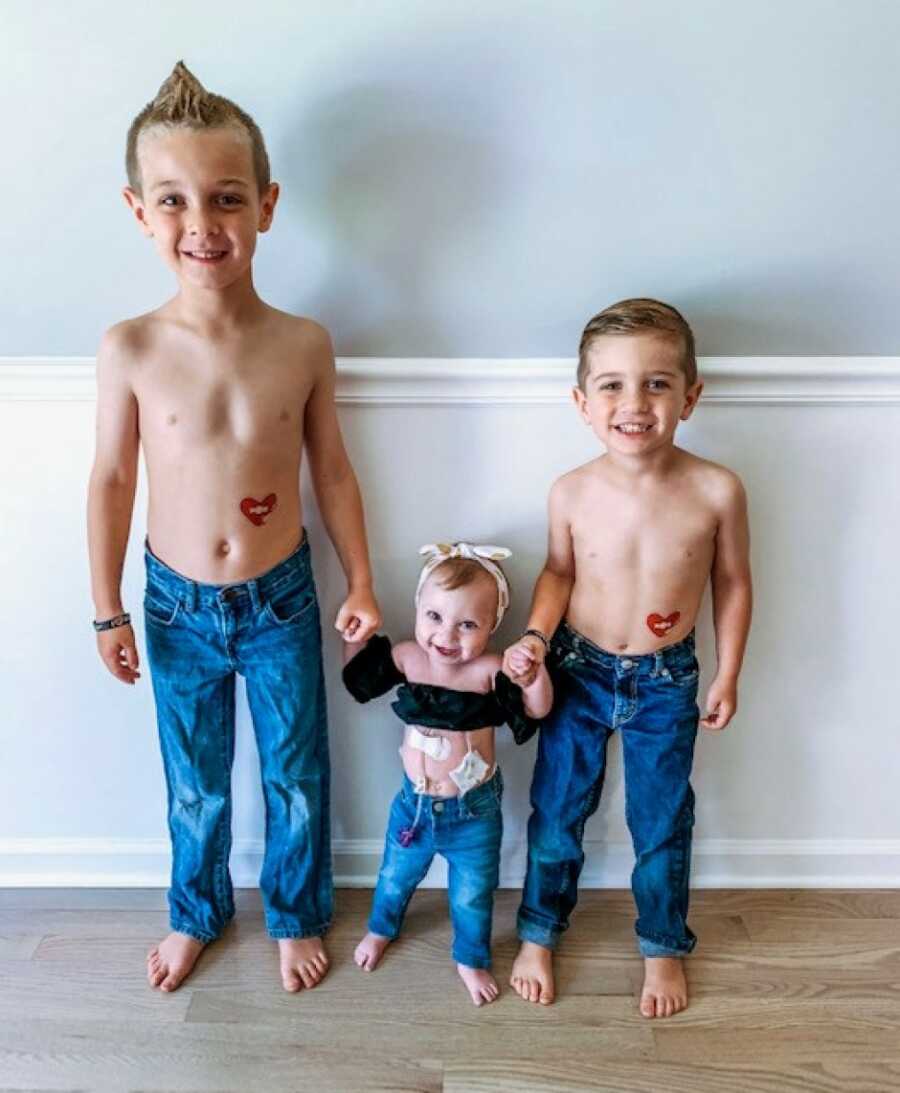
[342,634,538,745]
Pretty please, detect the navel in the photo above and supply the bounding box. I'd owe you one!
[218,540,232,557]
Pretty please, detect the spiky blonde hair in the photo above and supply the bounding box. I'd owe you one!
[126,61,270,194]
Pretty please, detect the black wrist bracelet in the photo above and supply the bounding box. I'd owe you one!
[93,612,131,633]
[523,628,550,652]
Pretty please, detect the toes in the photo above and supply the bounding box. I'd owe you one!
[282,970,302,993]
[299,963,321,989]
[539,986,555,1005]
[640,993,656,1018]
[160,973,181,992]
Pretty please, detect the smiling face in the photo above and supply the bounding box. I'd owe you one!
[414,570,498,666]
[123,126,278,290]
[573,333,703,457]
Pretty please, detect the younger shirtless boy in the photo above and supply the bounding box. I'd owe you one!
[504,299,752,1016]
[87,63,380,993]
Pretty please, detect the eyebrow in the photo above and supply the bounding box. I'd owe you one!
[149,178,251,191]
[591,370,679,380]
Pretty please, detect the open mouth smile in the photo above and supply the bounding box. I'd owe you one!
[614,422,653,434]
[433,644,460,658]
[182,250,229,262]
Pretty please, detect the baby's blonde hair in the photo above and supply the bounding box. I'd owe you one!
[126,61,270,195]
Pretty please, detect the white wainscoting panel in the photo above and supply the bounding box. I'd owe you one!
[1,357,898,888]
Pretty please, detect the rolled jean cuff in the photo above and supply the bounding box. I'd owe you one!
[367,912,401,941]
[637,934,696,958]
[268,920,331,941]
[452,944,492,970]
[516,912,562,951]
[170,920,218,945]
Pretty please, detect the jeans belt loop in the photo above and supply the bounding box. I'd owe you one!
[247,578,261,613]
[653,650,664,677]
[188,581,198,613]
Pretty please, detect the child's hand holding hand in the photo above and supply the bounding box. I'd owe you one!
[335,587,382,644]
[503,634,547,688]
[701,675,737,731]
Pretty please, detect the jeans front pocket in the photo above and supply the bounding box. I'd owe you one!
[144,588,181,628]
[263,580,317,627]
[661,656,700,689]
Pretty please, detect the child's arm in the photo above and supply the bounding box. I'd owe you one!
[517,662,553,720]
[503,478,575,685]
[702,473,752,731]
[304,328,381,644]
[87,327,141,685]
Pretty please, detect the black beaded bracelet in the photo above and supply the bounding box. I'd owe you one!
[92,612,131,633]
[523,628,550,652]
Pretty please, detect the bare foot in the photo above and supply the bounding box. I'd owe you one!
[354,931,391,971]
[458,964,500,1006]
[146,932,205,992]
[510,940,555,1005]
[640,956,688,1018]
[278,936,330,992]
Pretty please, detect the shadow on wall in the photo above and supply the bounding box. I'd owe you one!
[280,81,502,356]
[679,264,875,357]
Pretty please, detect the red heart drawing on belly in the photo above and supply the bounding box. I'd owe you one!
[240,493,277,526]
[647,612,680,638]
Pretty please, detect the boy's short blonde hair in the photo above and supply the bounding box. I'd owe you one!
[577,298,697,390]
[126,61,270,195]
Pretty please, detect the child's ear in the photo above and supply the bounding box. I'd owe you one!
[572,385,591,425]
[680,380,704,421]
[123,187,153,237]
[257,182,280,233]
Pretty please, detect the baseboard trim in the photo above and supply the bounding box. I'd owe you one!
[2,837,898,889]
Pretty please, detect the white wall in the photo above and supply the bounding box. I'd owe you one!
[1,359,898,887]
[5,0,900,356]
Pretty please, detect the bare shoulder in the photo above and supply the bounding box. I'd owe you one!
[267,310,334,370]
[680,450,746,511]
[392,639,421,675]
[477,652,503,688]
[551,458,605,506]
[96,314,164,386]
[98,315,155,363]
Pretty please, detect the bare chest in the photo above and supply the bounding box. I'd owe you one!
[135,356,311,454]
[572,489,717,576]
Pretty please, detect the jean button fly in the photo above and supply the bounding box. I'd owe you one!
[620,658,633,669]
[433,801,444,813]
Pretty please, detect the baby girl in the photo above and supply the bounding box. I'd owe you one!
[343,542,552,1005]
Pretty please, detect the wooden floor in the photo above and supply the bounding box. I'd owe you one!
[2,888,900,1092]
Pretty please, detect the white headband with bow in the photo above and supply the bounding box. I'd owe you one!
[415,542,512,632]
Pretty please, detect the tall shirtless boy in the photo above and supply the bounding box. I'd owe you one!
[503,299,752,1017]
[87,63,380,994]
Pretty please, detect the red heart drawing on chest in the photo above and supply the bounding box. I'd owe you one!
[240,494,277,526]
[647,612,680,638]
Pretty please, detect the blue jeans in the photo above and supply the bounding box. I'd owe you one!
[368,770,504,969]
[518,622,699,958]
[143,537,332,943]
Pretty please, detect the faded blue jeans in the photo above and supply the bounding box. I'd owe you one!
[368,770,504,969]
[518,622,699,958]
[143,537,332,943]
